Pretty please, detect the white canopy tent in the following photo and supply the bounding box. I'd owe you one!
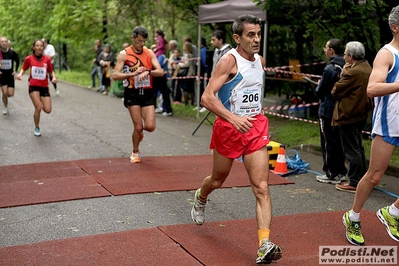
[193,0,267,120]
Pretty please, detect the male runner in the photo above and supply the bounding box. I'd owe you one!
[112,26,164,163]
[0,36,20,115]
[191,15,282,264]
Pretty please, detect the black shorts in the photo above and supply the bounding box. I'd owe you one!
[124,88,156,108]
[29,86,50,97]
[0,72,15,88]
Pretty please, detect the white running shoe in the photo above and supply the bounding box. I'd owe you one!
[191,188,206,225]
[55,89,60,95]
[2,108,8,115]
[130,152,141,163]
[256,239,282,264]
[199,107,208,113]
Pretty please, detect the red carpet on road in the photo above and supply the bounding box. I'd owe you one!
[0,155,294,208]
[1,210,396,266]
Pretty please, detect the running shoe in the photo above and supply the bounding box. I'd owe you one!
[34,127,41,137]
[256,239,282,264]
[199,107,208,113]
[130,152,141,163]
[191,188,206,225]
[376,206,399,242]
[342,211,364,245]
[162,112,173,116]
[2,108,8,115]
[55,88,60,95]
[316,174,345,184]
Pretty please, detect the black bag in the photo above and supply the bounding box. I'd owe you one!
[177,66,189,77]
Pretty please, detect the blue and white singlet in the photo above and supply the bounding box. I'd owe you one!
[372,44,399,137]
[217,49,264,117]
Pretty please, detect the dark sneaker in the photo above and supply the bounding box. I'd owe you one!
[191,188,206,225]
[256,239,282,264]
[342,211,364,245]
[376,206,399,242]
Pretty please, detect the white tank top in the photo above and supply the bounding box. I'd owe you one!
[217,49,264,117]
[372,44,399,137]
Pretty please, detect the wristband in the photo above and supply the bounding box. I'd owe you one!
[148,70,151,75]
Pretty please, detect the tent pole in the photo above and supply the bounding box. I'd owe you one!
[196,23,202,118]
[263,19,268,99]
[263,20,268,63]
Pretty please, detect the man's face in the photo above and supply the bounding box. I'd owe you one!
[323,41,333,59]
[0,37,8,50]
[210,36,222,49]
[131,35,147,52]
[235,23,261,55]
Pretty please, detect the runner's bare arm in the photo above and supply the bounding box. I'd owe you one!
[148,49,164,77]
[111,50,146,81]
[201,54,256,133]
[367,48,399,97]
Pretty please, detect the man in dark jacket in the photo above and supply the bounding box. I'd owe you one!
[332,41,372,193]
[314,38,347,184]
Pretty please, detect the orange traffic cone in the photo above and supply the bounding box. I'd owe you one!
[271,145,288,175]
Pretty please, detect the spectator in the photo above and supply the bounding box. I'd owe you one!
[151,45,173,116]
[170,49,182,103]
[42,38,58,95]
[154,30,167,57]
[177,42,196,105]
[183,36,198,57]
[167,40,179,101]
[314,38,348,184]
[210,30,232,74]
[97,44,115,95]
[90,39,103,92]
[332,41,373,193]
[198,37,210,112]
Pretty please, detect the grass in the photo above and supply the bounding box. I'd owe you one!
[57,70,92,88]
[58,70,399,167]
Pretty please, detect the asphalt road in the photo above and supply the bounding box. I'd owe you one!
[1,79,398,248]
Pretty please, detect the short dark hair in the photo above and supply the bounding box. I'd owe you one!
[212,30,227,44]
[201,37,207,47]
[232,14,261,36]
[328,38,344,55]
[132,26,148,38]
[156,29,164,37]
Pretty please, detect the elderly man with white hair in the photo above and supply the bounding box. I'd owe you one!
[331,41,373,194]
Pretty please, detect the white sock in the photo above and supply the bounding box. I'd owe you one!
[388,204,399,217]
[349,210,360,221]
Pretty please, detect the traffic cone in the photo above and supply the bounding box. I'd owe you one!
[271,145,288,175]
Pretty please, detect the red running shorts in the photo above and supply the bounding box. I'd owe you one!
[210,114,270,159]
